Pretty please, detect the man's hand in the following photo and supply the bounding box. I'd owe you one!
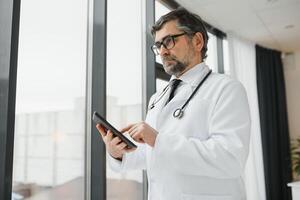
[120,122,158,147]
[96,124,136,160]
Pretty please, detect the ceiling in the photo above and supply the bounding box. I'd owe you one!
[175,0,300,52]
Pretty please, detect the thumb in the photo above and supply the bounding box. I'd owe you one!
[96,124,106,138]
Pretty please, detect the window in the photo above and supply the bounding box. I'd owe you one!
[106,0,144,199]
[155,1,171,66]
[12,1,88,199]
[206,33,219,72]
[156,78,168,92]
[223,39,230,74]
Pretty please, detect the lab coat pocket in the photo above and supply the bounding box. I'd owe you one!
[181,193,233,200]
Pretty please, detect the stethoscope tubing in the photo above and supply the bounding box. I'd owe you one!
[149,85,170,110]
[149,69,212,119]
[172,69,212,118]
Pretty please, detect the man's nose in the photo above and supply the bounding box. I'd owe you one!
[159,45,170,57]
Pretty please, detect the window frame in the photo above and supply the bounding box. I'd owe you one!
[0,0,21,199]
[86,0,107,199]
[142,0,156,199]
[87,0,155,199]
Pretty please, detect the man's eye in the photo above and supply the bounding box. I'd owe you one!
[163,37,172,46]
[154,42,161,48]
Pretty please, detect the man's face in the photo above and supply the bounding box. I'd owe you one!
[154,20,196,77]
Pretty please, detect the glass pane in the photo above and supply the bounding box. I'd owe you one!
[155,1,171,22]
[155,1,171,65]
[12,0,88,199]
[206,32,218,72]
[106,0,143,199]
[223,39,230,74]
[156,78,168,91]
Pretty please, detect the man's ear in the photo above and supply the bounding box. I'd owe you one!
[193,32,204,53]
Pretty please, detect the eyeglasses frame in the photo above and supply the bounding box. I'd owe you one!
[151,32,187,55]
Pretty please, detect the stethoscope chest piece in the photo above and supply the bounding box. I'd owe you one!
[149,103,155,110]
[173,108,184,118]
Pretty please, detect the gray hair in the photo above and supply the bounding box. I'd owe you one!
[151,7,209,60]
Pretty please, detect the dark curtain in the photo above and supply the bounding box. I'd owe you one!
[256,45,292,200]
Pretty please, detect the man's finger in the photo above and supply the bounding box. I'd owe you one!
[120,123,136,133]
[128,128,138,137]
[124,147,137,153]
[128,124,139,135]
[111,136,121,146]
[96,124,106,138]
[106,130,114,141]
[131,132,145,143]
[116,142,127,150]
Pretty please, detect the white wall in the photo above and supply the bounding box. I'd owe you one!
[283,51,300,139]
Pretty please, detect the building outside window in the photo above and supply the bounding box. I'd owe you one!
[12,0,88,199]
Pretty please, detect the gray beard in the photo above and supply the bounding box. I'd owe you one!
[163,59,187,77]
[162,44,195,77]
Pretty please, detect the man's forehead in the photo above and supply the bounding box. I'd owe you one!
[154,20,180,42]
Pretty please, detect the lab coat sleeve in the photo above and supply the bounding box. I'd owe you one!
[108,139,147,172]
[108,93,158,172]
[151,81,251,179]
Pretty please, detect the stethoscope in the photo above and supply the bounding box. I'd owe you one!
[148,69,212,119]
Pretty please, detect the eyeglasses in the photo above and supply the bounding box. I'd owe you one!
[151,33,186,56]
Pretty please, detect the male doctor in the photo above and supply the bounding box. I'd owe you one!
[97,8,251,200]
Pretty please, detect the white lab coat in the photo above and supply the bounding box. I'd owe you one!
[110,63,251,200]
